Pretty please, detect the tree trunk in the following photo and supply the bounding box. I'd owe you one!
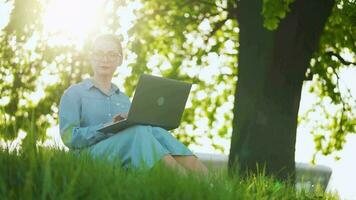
[228,0,334,181]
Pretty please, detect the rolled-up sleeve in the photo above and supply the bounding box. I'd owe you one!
[59,88,107,149]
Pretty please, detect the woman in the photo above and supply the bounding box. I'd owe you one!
[58,34,208,175]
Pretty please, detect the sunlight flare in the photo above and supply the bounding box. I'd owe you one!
[42,0,104,46]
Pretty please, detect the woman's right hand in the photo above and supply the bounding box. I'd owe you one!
[112,113,128,122]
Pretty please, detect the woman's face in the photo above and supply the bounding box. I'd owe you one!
[90,39,122,76]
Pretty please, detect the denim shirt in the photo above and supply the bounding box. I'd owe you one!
[58,78,131,149]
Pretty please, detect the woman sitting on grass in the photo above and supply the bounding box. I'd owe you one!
[58,34,208,175]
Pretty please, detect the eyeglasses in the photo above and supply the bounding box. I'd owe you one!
[92,51,122,60]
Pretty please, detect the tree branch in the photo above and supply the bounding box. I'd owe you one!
[193,0,229,11]
[325,51,356,66]
[210,17,229,37]
[136,0,193,20]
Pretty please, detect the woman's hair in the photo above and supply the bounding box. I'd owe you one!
[91,34,122,53]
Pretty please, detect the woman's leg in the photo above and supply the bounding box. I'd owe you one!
[161,154,187,175]
[148,126,209,175]
[172,155,209,175]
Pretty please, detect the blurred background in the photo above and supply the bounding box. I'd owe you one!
[0,0,355,198]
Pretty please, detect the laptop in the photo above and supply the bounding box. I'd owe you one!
[98,74,192,134]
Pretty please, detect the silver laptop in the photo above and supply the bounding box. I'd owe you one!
[98,74,192,134]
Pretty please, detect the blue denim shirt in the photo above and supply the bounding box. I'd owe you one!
[58,78,131,149]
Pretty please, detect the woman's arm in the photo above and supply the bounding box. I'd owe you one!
[59,88,109,149]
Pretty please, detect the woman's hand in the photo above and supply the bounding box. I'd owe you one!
[112,113,128,122]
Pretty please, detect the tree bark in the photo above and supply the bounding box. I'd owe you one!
[228,0,334,181]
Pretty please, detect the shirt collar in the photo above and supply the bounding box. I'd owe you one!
[83,78,120,94]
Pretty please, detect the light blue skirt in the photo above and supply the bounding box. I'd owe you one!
[81,125,194,169]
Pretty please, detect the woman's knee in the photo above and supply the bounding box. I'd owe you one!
[129,124,150,132]
[130,125,155,139]
[119,125,149,135]
[162,154,177,164]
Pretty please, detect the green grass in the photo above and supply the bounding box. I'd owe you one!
[0,146,339,200]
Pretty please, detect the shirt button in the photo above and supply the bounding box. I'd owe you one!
[116,103,120,106]
[107,97,110,100]
[108,113,112,117]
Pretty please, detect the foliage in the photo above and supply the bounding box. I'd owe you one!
[126,0,238,148]
[300,0,356,160]
[0,0,98,143]
[262,0,295,30]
